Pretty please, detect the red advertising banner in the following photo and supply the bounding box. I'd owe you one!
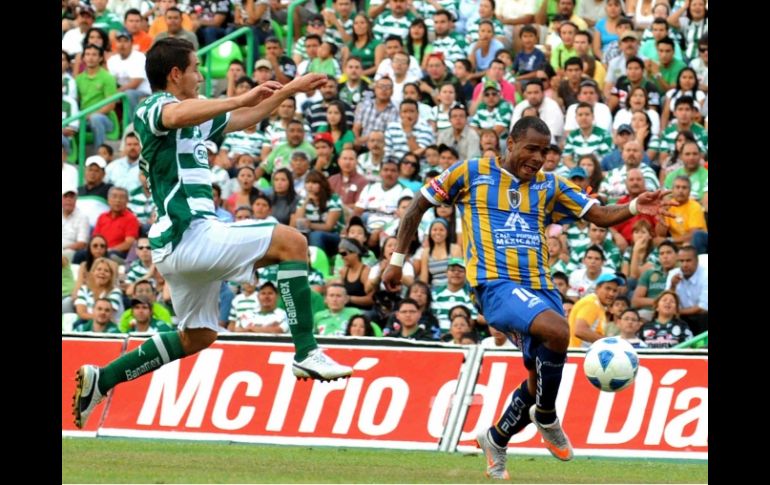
[98,339,469,450]
[457,351,707,459]
[62,337,126,436]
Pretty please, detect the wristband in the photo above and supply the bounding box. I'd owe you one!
[629,198,639,216]
[390,252,406,267]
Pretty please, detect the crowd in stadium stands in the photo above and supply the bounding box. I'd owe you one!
[62,0,707,349]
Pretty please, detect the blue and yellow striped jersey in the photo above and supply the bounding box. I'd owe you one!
[421,157,598,289]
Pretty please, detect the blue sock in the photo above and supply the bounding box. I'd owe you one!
[534,344,566,425]
[489,380,536,448]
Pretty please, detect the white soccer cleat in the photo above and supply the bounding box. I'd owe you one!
[73,365,105,429]
[476,428,510,479]
[529,406,574,461]
[292,348,353,381]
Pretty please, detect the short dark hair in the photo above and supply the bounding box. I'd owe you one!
[523,78,544,91]
[656,36,675,49]
[305,33,322,44]
[146,38,196,91]
[564,57,583,70]
[235,75,257,89]
[520,24,538,37]
[678,245,698,258]
[575,101,593,113]
[397,298,420,311]
[552,271,568,284]
[585,244,606,260]
[229,59,245,70]
[433,9,454,22]
[575,29,592,43]
[385,35,403,45]
[454,58,472,72]
[449,104,467,117]
[510,116,551,142]
[617,17,634,29]
[674,95,695,109]
[124,8,142,21]
[626,56,644,69]
[659,240,678,253]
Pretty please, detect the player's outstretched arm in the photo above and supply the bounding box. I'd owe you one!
[382,193,435,291]
[584,189,677,227]
[226,73,328,133]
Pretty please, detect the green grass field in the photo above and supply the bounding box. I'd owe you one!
[62,438,707,483]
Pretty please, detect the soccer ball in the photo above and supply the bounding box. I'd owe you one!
[583,337,639,392]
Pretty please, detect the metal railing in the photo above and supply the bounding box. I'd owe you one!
[61,92,131,185]
[673,331,708,349]
[197,26,254,98]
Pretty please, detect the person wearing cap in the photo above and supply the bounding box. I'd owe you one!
[71,40,353,431]
[76,43,118,151]
[601,123,652,172]
[567,166,589,191]
[383,116,674,473]
[62,186,90,261]
[431,257,477,332]
[62,5,96,56]
[118,279,174,332]
[436,105,480,161]
[568,272,623,348]
[127,296,174,333]
[107,29,152,118]
[562,102,612,168]
[77,155,113,226]
[308,134,333,177]
[604,26,641,96]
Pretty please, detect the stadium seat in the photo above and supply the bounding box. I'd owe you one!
[370,321,383,337]
[309,246,331,279]
[204,41,244,80]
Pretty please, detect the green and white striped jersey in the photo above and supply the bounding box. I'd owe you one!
[221,129,266,158]
[563,126,612,160]
[134,92,230,261]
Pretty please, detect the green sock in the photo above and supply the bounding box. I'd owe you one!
[98,331,185,394]
[277,260,318,361]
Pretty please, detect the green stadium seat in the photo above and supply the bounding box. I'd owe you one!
[309,246,331,279]
[204,41,244,79]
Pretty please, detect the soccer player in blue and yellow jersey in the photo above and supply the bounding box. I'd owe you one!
[383,116,673,479]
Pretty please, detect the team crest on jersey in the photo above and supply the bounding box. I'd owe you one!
[507,188,522,209]
[194,144,209,167]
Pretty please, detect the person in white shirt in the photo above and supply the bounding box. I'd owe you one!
[563,79,613,133]
[62,188,90,262]
[510,79,565,142]
[665,245,708,334]
[107,30,152,117]
[105,132,142,192]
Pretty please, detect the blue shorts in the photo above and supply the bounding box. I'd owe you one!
[474,279,564,365]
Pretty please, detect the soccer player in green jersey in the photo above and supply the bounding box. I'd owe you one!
[73,38,352,429]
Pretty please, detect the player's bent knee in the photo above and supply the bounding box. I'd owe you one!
[272,225,308,260]
[179,328,218,355]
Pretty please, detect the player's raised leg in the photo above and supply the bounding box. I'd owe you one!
[258,224,353,381]
[527,310,574,461]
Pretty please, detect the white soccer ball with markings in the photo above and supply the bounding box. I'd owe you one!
[583,337,639,392]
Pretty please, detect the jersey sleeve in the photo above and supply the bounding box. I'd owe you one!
[203,112,231,148]
[136,93,178,137]
[551,175,599,225]
[420,160,468,206]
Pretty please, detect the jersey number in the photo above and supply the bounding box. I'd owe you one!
[511,288,537,302]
